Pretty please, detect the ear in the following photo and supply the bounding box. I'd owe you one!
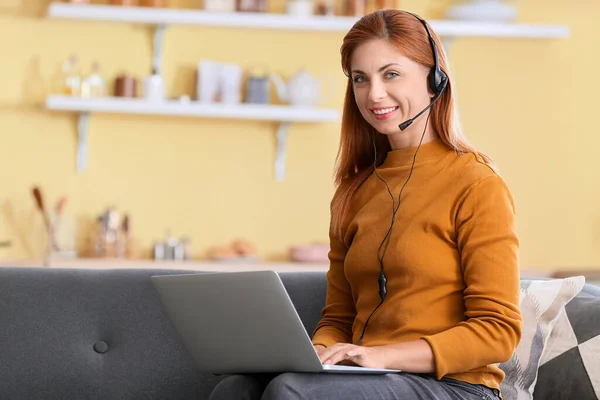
[427,85,436,99]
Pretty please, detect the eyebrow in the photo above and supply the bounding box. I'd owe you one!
[350,63,403,75]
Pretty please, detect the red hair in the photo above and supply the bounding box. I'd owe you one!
[331,9,493,238]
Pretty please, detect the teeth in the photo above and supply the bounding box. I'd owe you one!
[373,107,397,115]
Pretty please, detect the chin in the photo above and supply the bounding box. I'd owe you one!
[372,119,403,136]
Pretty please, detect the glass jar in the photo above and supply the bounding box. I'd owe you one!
[236,0,267,12]
[111,0,137,5]
[204,0,235,12]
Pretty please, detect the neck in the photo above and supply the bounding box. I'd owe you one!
[387,113,438,150]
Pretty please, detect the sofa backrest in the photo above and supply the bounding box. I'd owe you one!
[0,267,224,400]
[0,267,330,400]
[581,282,600,297]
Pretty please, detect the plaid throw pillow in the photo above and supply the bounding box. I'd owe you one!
[533,290,600,400]
[499,276,585,400]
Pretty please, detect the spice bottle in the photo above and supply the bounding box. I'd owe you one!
[236,0,267,12]
[344,0,365,17]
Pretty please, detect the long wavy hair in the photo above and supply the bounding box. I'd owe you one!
[330,9,493,238]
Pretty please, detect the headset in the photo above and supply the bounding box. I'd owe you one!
[400,13,448,131]
[355,11,449,345]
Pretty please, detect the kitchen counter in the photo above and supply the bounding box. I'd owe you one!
[0,258,563,278]
[0,258,330,273]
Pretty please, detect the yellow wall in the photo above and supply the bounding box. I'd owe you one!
[0,0,597,271]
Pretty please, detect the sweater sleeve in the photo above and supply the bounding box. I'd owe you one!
[311,222,356,348]
[421,173,523,379]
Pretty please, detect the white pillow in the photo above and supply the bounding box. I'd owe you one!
[499,276,586,400]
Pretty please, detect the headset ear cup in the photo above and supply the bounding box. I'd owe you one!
[437,70,448,93]
[428,69,440,95]
[429,68,448,95]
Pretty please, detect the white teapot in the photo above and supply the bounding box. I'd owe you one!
[270,68,333,107]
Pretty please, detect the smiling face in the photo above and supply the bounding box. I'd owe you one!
[350,38,437,149]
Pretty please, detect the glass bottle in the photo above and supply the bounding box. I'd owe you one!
[81,61,106,98]
[111,0,137,5]
[140,0,166,7]
[344,0,365,17]
[63,54,81,96]
[236,0,267,12]
[375,0,394,10]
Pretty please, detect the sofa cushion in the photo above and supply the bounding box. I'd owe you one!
[533,289,600,400]
[499,276,585,400]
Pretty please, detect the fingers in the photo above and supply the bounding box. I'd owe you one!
[330,347,366,366]
[317,343,350,363]
[327,349,360,366]
[321,344,361,366]
[336,358,359,367]
[317,345,386,370]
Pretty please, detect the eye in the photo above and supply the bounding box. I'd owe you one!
[385,71,400,79]
[352,75,367,84]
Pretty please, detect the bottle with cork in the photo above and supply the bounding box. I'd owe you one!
[344,0,365,16]
[61,54,81,96]
[81,61,106,98]
[377,0,395,9]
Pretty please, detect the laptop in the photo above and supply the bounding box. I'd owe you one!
[150,270,400,375]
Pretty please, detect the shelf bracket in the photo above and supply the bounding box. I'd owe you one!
[152,23,168,75]
[76,112,91,173]
[275,122,291,182]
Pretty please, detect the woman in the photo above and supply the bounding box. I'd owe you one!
[210,9,521,400]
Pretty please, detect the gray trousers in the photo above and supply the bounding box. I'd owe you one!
[209,372,501,400]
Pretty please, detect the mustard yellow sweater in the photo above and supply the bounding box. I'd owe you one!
[312,139,522,392]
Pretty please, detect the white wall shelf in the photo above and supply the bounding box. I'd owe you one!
[47,3,570,38]
[46,96,339,180]
[46,96,339,122]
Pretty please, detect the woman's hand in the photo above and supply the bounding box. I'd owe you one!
[313,340,435,372]
[317,343,388,369]
[313,344,326,356]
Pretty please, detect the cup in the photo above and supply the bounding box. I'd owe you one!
[114,74,138,98]
[204,0,235,11]
[286,0,314,17]
[246,73,270,104]
[144,73,165,102]
[197,60,222,102]
[43,212,77,266]
[220,63,243,104]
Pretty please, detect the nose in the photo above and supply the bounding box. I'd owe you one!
[368,78,386,103]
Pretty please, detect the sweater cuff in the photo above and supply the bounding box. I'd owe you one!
[421,329,463,379]
[312,326,352,348]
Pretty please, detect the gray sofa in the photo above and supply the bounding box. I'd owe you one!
[1,266,598,400]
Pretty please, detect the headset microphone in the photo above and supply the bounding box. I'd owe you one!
[398,82,447,131]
